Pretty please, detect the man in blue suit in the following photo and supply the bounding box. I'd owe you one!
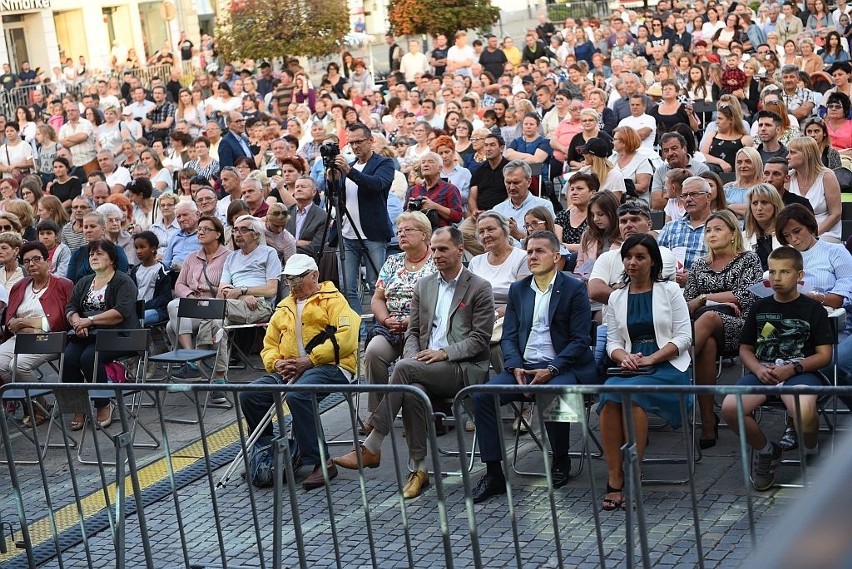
[331,123,395,314]
[218,111,255,169]
[471,230,597,503]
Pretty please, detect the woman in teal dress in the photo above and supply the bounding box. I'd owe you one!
[598,234,693,511]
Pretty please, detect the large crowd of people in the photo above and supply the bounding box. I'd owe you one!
[1,0,851,506]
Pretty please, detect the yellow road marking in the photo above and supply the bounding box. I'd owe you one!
[1,407,286,563]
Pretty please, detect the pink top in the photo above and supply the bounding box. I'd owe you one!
[826,119,852,150]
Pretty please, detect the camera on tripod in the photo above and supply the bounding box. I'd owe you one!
[320,140,340,169]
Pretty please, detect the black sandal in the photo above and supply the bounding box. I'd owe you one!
[602,483,624,511]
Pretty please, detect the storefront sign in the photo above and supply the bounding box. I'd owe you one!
[0,0,51,11]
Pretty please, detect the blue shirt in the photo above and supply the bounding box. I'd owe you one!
[657,214,708,271]
[66,244,129,282]
[163,229,200,270]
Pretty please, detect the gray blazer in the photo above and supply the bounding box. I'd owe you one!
[404,267,494,385]
[286,203,328,259]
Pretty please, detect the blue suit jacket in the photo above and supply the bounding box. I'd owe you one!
[343,152,394,242]
[501,271,597,384]
[218,131,254,169]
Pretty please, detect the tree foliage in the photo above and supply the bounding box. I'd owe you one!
[387,0,500,39]
[216,0,350,61]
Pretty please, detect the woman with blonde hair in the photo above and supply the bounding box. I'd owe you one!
[611,126,653,202]
[5,199,35,241]
[567,108,605,170]
[743,183,785,269]
[723,147,763,219]
[684,209,762,448]
[37,195,69,226]
[700,104,753,174]
[787,136,844,242]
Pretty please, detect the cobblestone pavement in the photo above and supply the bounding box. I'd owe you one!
[1,361,831,568]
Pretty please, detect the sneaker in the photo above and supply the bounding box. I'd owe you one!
[753,442,783,491]
[779,426,799,451]
[145,361,166,381]
[171,362,201,380]
[210,391,228,405]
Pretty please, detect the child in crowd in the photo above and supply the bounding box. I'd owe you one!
[37,220,70,277]
[664,167,691,222]
[130,231,171,325]
[721,246,834,491]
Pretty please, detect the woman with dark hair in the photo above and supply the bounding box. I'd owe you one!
[175,88,206,138]
[454,119,475,165]
[0,240,73,425]
[698,170,730,213]
[506,113,552,179]
[45,157,81,210]
[575,190,622,278]
[167,130,193,171]
[186,136,220,180]
[139,148,172,193]
[823,91,852,155]
[0,121,34,182]
[15,106,36,144]
[225,199,251,248]
[324,62,347,99]
[20,177,42,209]
[649,79,700,137]
[62,238,138,430]
[822,30,849,64]
[127,177,158,231]
[442,111,461,136]
[598,234,693,511]
[802,116,843,168]
[204,82,241,120]
[556,171,598,252]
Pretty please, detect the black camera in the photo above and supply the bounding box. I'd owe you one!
[320,140,340,169]
[407,197,424,211]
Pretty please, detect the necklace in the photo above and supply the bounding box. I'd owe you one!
[31,279,49,294]
[405,248,429,269]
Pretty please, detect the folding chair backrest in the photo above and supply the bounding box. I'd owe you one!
[14,332,66,356]
[177,297,227,320]
[94,329,150,353]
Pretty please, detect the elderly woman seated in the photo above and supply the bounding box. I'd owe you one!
[66,212,129,282]
[0,241,73,425]
[363,212,435,419]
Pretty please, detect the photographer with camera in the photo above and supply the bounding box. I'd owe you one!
[329,123,395,314]
[403,152,463,229]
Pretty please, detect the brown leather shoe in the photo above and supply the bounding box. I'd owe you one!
[302,461,338,491]
[333,445,381,470]
[402,470,429,498]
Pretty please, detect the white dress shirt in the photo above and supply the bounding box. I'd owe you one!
[428,267,463,350]
[523,273,557,364]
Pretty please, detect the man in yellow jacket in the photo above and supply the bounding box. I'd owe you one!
[239,253,359,491]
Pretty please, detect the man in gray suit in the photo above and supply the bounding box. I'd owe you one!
[334,227,494,498]
[286,176,327,259]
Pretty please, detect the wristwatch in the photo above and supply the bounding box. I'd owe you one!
[241,286,248,296]
[547,365,559,378]
[792,361,804,375]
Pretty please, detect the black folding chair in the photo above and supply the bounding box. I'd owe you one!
[0,332,70,465]
[74,328,159,466]
[148,298,229,424]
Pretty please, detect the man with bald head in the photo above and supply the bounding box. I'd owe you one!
[91,182,110,206]
[96,150,130,193]
[194,186,220,220]
[218,111,255,169]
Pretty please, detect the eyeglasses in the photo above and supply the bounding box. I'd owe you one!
[524,220,547,230]
[0,224,13,231]
[681,191,708,200]
[22,256,43,265]
[395,227,421,236]
[827,103,844,109]
[234,226,256,234]
[348,138,369,145]
[197,226,220,234]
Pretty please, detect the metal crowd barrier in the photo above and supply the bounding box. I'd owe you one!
[0,381,850,568]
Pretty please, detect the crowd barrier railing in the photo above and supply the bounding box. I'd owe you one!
[0,381,849,568]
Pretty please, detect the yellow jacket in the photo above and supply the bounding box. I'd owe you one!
[261,281,360,374]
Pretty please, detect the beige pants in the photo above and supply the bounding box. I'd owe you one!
[0,336,56,383]
[363,335,403,412]
[197,298,273,376]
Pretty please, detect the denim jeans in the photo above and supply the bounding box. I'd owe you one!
[342,237,386,314]
[143,308,167,325]
[239,365,349,466]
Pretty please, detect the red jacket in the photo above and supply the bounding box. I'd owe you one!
[4,275,74,338]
